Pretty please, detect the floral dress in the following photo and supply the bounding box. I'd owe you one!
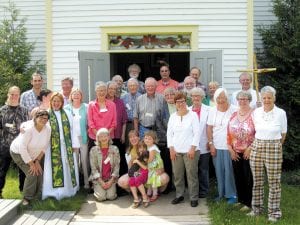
[146,145,164,188]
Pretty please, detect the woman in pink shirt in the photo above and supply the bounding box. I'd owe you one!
[88,81,117,150]
[227,90,255,209]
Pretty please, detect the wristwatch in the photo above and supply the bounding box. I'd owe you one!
[208,141,213,145]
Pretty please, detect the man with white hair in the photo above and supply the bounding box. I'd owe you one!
[123,64,145,94]
[231,72,260,108]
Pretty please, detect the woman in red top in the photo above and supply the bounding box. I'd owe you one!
[227,90,255,209]
[88,81,117,150]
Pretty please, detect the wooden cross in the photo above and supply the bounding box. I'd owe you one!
[237,54,276,101]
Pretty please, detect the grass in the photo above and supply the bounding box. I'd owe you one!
[3,167,87,211]
[207,172,300,225]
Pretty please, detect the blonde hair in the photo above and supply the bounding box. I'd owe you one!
[144,130,159,144]
[69,88,83,103]
[5,86,20,105]
[50,92,64,110]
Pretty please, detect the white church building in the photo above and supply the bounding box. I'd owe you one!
[0,0,276,101]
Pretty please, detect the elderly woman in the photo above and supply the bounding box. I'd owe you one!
[248,86,287,222]
[163,87,176,117]
[189,87,211,198]
[167,91,200,207]
[0,86,29,198]
[10,110,51,206]
[88,81,117,150]
[203,81,219,107]
[89,128,120,201]
[42,92,79,200]
[227,90,255,209]
[64,89,89,189]
[207,88,237,204]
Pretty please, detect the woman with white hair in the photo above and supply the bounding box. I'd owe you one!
[87,81,117,151]
[89,128,120,201]
[247,86,287,222]
[207,87,237,204]
[189,87,211,198]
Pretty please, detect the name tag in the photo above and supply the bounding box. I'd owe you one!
[100,108,108,113]
[104,157,110,164]
[145,113,153,117]
[5,123,14,128]
[126,103,131,110]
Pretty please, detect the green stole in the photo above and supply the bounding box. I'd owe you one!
[49,109,77,188]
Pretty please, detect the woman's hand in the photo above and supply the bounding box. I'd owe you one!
[229,149,239,161]
[187,148,195,160]
[209,145,217,157]
[169,147,176,161]
[243,148,251,160]
[34,160,43,175]
[28,161,39,176]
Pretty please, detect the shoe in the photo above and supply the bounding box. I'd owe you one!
[268,217,279,222]
[131,199,141,209]
[171,196,184,204]
[143,198,150,208]
[227,197,237,204]
[150,195,159,202]
[190,200,198,207]
[22,198,30,206]
[247,210,262,217]
[240,205,251,212]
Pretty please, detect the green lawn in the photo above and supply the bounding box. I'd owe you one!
[2,168,86,211]
[208,176,300,225]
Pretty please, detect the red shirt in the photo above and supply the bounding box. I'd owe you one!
[156,79,179,94]
[88,99,117,139]
[101,148,111,180]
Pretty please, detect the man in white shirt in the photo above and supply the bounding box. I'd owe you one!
[231,72,260,109]
[61,76,74,106]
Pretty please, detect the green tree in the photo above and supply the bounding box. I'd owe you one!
[0,1,44,104]
[257,0,300,169]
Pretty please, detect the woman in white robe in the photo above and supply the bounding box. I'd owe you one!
[42,92,79,200]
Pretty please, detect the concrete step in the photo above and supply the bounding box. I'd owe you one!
[0,199,22,225]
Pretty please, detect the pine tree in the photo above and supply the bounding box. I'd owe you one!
[257,0,300,169]
[0,1,44,104]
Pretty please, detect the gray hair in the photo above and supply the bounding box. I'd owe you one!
[236,90,252,102]
[261,86,276,98]
[61,76,74,86]
[214,87,229,103]
[127,77,139,86]
[239,72,252,82]
[95,128,113,146]
[95,81,107,91]
[106,80,118,88]
[128,64,141,73]
[208,81,219,88]
[190,87,205,98]
[163,87,176,95]
[112,74,123,82]
[145,77,157,86]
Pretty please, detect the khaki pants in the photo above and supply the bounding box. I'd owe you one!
[93,182,117,201]
[10,151,43,200]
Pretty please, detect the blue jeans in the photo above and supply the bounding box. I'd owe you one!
[198,153,210,196]
[212,149,236,199]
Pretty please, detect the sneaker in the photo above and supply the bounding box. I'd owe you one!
[22,198,30,206]
[227,197,237,204]
[240,205,251,212]
[247,210,260,217]
[268,217,279,222]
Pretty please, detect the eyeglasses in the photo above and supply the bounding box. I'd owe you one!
[238,98,249,101]
[160,70,169,72]
[175,100,186,104]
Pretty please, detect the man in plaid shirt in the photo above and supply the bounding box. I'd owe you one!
[20,72,43,113]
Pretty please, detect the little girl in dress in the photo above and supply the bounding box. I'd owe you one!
[144,130,164,202]
[128,140,150,208]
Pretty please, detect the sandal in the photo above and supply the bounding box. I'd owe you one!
[22,198,30,206]
[131,199,141,209]
[150,195,159,202]
[143,198,150,208]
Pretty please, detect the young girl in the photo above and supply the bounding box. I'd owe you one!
[129,140,150,208]
[144,130,164,202]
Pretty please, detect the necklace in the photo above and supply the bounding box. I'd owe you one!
[214,109,228,127]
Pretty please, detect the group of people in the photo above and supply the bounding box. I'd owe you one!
[0,64,287,222]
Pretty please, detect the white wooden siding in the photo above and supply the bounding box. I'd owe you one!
[254,0,277,51]
[49,0,249,94]
[0,0,46,65]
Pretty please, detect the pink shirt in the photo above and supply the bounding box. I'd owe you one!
[227,111,255,153]
[101,148,112,181]
[156,79,179,94]
[88,99,117,140]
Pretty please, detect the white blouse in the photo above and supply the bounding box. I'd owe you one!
[167,110,200,153]
[10,121,51,163]
[253,106,287,140]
